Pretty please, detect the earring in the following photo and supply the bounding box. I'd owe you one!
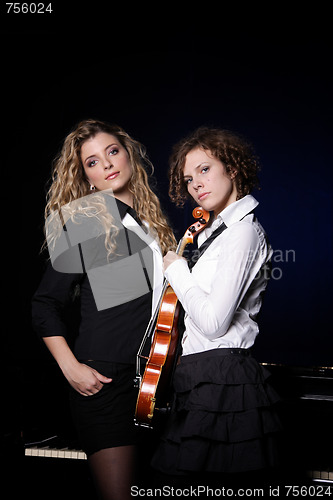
[90,185,96,191]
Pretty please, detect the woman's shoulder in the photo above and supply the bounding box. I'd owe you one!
[226,215,260,240]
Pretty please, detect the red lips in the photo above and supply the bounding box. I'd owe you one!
[198,192,210,201]
[105,172,120,180]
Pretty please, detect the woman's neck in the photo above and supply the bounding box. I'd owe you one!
[113,191,134,208]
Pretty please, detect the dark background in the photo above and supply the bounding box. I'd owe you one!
[3,5,332,369]
[2,5,332,498]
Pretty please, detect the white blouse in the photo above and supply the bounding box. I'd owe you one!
[165,195,273,356]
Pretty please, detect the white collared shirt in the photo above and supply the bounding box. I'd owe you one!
[165,195,273,355]
[122,212,164,315]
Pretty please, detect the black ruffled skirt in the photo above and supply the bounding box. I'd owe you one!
[151,348,282,475]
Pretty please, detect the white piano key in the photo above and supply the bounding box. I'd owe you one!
[25,445,87,460]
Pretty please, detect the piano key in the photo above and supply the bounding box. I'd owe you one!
[25,446,87,460]
[308,469,333,483]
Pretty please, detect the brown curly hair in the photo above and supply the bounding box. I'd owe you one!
[169,127,261,207]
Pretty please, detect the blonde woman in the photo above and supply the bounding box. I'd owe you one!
[32,119,176,500]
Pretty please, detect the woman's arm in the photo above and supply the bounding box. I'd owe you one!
[164,223,264,339]
[43,336,112,396]
[32,264,111,395]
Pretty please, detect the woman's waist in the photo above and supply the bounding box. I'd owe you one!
[181,326,257,356]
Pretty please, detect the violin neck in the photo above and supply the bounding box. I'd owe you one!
[176,237,187,257]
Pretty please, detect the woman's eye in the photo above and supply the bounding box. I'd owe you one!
[202,166,209,173]
[185,178,192,185]
[109,148,118,156]
[88,159,98,168]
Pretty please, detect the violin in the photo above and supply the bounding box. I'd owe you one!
[134,207,210,428]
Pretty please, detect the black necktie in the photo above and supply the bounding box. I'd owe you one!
[188,222,227,270]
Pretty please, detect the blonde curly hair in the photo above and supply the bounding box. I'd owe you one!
[44,119,176,256]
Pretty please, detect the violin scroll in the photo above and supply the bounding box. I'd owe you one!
[182,207,210,248]
[192,206,210,223]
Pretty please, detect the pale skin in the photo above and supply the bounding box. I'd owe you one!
[44,132,134,396]
[164,147,238,271]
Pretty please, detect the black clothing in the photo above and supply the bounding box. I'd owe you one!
[31,199,153,364]
[69,361,139,455]
[151,348,282,475]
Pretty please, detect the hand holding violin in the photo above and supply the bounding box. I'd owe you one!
[163,251,186,272]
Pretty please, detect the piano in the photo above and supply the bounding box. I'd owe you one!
[24,435,87,460]
[3,360,94,499]
[262,363,333,485]
[20,363,333,482]
[4,360,333,497]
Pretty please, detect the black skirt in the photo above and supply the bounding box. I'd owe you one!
[69,361,139,456]
[151,348,282,475]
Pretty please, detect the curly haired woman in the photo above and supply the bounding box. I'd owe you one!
[151,127,282,485]
[32,119,176,500]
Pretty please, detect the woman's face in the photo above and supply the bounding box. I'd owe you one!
[183,148,238,216]
[81,132,133,203]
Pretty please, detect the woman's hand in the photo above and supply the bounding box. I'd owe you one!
[163,251,186,272]
[42,336,112,397]
[64,362,112,396]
